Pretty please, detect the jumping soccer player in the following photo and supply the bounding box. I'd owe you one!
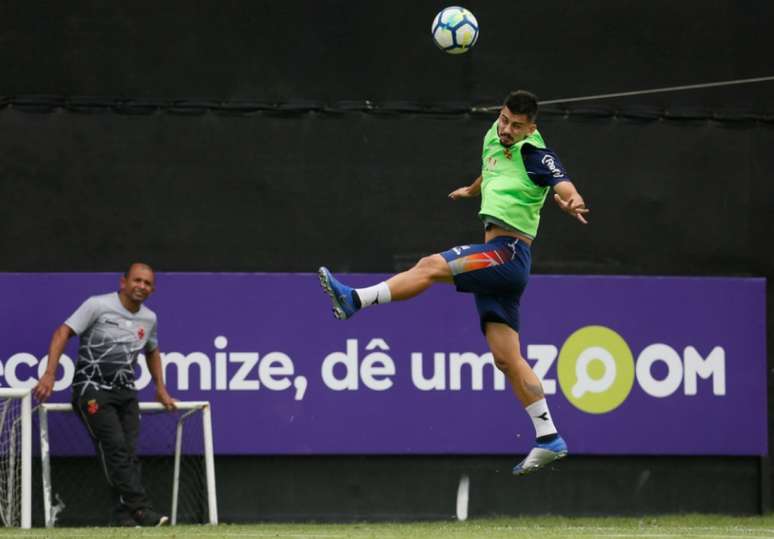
[318,90,588,475]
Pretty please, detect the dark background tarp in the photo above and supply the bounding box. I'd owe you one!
[1,109,772,277]
[1,1,772,110]
[1,0,772,519]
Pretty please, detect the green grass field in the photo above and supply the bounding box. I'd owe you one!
[2,515,774,538]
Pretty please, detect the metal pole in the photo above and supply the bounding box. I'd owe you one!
[39,406,53,528]
[20,393,31,529]
[171,415,184,525]
[201,404,218,524]
[170,408,197,525]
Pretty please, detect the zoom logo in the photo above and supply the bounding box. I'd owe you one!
[529,325,726,415]
[557,326,635,414]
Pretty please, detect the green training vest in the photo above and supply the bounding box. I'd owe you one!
[478,121,549,238]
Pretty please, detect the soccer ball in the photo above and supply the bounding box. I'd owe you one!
[431,6,479,54]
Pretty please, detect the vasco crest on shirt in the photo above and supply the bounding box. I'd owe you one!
[87,399,99,415]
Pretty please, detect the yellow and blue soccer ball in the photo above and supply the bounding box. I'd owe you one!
[431,6,479,54]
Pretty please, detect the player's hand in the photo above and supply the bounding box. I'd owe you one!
[448,186,473,199]
[554,193,589,224]
[33,373,55,402]
[156,387,177,411]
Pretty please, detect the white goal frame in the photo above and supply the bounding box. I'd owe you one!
[0,388,32,529]
[39,400,217,527]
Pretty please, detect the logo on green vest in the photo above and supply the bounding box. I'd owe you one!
[557,325,635,414]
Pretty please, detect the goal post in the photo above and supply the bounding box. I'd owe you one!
[39,401,217,527]
[0,388,32,529]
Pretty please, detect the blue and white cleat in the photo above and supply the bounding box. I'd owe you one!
[318,267,359,320]
[512,435,568,476]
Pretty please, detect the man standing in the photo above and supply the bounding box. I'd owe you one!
[319,90,588,475]
[33,262,176,526]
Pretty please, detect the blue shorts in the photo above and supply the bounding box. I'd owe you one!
[440,236,531,334]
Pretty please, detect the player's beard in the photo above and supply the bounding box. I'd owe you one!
[496,126,514,147]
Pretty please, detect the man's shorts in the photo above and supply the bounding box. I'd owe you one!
[440,236,531,334]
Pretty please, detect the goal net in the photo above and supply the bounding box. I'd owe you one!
[39,401,217,527]
[0,389,31,529]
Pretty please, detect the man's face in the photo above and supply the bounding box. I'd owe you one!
[496,107,535,147]
[120,266,155,304]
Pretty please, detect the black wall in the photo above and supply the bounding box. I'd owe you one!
[36,456,766,525]
[2,0,773,519]
[2,110,772,276]
[2,1,772,109]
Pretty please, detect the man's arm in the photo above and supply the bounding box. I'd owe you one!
[33,324,75,402]
[553,181,589,224]
[146,348,176,410]
[448,175,482,199]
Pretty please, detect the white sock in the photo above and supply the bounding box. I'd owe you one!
[525,398,558,439]
[355,282,391,309]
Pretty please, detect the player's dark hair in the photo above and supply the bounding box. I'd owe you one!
[124,262,154,278]
[504,90,539,122]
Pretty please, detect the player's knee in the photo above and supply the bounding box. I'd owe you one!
[492,354,511,374]
[415,254,449,281]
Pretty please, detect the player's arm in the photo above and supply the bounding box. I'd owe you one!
[448,175,482,199]
[146,347,177,411]
[33,324,75,402]
[553,181,589,224]
[523,145,589,224]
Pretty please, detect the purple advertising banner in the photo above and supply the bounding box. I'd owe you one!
[0,273,767,456]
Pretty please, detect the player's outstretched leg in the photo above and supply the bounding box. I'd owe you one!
[318,255,452,320]
[318,267,360,320]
